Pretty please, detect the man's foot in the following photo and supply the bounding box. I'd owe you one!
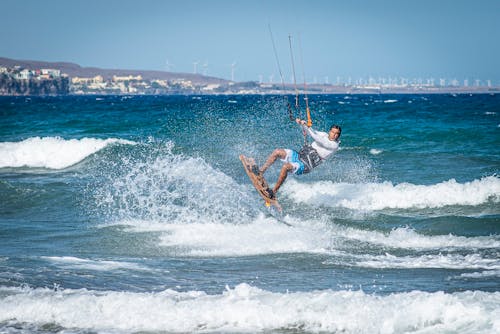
[264,188,275,200]
[251,165,260,176]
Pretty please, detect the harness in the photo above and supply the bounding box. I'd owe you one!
[298,144,322,173]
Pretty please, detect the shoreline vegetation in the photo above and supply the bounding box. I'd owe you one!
[1,57,498,96]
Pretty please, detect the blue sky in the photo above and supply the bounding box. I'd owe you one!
[1,0,499,83]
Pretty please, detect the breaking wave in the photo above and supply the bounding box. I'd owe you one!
[0,284,498,333]
[283,176,500,210]
[0,136,135,169]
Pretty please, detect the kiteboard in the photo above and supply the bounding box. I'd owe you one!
[239,154,282,212]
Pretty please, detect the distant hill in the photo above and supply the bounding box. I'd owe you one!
[0,57,229,84]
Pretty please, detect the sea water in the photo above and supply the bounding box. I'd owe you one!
[0,94,499,333]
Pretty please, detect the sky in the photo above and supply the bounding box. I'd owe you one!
[1,0,499,84]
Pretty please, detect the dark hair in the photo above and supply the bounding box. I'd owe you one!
[330,124,342,136]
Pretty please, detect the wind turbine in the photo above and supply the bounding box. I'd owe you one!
[203,61,208,76]
[230,61,236,81]
[193,61,199,74]
[165,59,174,72]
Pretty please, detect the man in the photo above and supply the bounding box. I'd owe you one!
[259,118,341,199]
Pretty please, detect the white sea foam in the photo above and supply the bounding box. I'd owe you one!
[41,256,149,271]
[118,215,333,257]
[0,136,135,169]
[338,226,500,250]
[284,176,500,210]
[370,148,383,155]
[456,270,500,279]
[352,253,500,270]
[384,99,398,103]
[113,217,500,258]
[0,284,498,333]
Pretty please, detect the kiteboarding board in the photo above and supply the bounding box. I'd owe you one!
[239,154,282,212]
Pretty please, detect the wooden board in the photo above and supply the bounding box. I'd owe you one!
[239,154,281,211]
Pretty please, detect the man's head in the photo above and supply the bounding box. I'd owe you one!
[328,124,341,141]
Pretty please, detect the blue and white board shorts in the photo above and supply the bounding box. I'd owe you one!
[281,149,306,175]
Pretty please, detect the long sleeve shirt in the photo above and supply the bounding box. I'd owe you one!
[301,124,339,160]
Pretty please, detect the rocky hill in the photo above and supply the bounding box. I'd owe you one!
[0,57,228,84]
[0,75,69,95]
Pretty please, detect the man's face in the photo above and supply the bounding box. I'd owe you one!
[328,128,341,141]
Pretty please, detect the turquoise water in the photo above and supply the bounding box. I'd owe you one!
[0,94,499,333]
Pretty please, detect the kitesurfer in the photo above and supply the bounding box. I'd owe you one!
[259,118,341,199]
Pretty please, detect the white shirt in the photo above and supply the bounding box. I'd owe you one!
[302,124,339,160]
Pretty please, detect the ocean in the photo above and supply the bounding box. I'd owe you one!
[0,94,499,333]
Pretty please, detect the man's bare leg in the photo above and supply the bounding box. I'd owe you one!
[273,162,293,194]
[260,149,287,175]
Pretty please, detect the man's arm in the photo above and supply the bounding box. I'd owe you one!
[296,118,338,150]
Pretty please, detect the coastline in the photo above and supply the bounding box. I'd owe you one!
[1,57,498,96]
[1,87,498,97]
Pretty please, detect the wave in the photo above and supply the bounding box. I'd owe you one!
[456,270,500,279]
[0,284,498,333]
[453,270,500,279]
[0,136,135,169]
[41,256,150,272]
[110,218,500,258]
[115,215,332,257]
[339,252,500,270]
[283,176,500,210]
[337,226,500,250]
